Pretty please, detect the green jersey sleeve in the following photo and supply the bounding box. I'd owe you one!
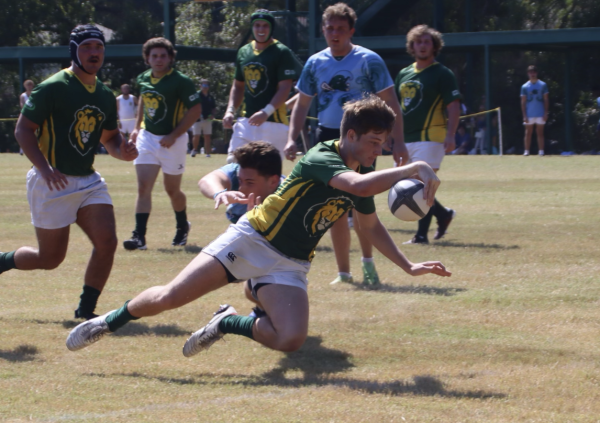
[20,82,54,126]
[440,67,461,106]
[276,47,302,82]
[101,87,119,131]
[179,76,201,109]
[300,150,354,185]
[234,52,244,82]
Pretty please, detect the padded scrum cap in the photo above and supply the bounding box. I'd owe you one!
[69,24,105,74]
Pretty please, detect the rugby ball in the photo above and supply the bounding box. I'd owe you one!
[388,179,430,221]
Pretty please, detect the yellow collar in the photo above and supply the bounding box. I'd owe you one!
[413,61,438,74]
[252,39,277,55]
[65,69,97,93]
[151,68,173,85]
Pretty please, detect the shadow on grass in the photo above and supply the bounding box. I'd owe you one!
[96,336,504,399]
[54,319,189,336]
[434,241,519,250]
[156,244,203,254]
[347,282,466,296]
[387,228,415,234]
[0,344,40,362]
[315,246,358,253]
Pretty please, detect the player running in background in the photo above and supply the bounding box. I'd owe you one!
[395,25,460,245]
[199,141,283,224]
[66,95,450,356]
[18,80,36,155]
[283,2,409,285]
[1,24,138,320]
[122,38,201,251]
[222,9,302,163]
[116,84,137,138]
[521,65,549,156]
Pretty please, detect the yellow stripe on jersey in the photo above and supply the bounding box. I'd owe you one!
[39,120,50,161]
[248,178,315,240]
[50,115,57,166]
[421,94,445,142]
[273,104,289,125]
[172,99,188,128]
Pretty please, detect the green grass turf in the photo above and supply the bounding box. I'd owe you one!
[0,153,599,422]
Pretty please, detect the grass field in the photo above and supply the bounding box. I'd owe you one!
[0,153,599,422]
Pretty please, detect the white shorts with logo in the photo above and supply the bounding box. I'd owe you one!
[133,129,188,175]
[27,168,112,230]
[202,216,310,294]
[192,119,212,136]
[524,117,546,125]
[119,118,136,135]
[407,141,446,170]
[228,117,288,160]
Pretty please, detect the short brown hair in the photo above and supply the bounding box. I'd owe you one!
[527,65,538,72]
[406,25,444,58]
[322,3,357,29]
[340,94,395,139]
[23,80,34,88]
[234,141,282,178]
[142,37,176,64]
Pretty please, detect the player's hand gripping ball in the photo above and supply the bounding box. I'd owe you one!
[388,179,430,221]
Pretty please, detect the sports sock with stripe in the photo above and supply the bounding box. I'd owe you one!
[135,213,150,237]
[219,315,256,339]
[0,251,17,273]
[175,209,187,229]
[105,300,140,332]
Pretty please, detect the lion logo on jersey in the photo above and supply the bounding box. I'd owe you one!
[69,106,105,156]
[303,197,354,238]
[142,91,167,124]
[243,63,269,97]
[399,80,423,114]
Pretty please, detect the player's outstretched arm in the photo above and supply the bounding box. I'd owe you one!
[284,92,313,161]
[355,211,451,278]
[15,114,69,191]
[329,161,440,206]
[101,128,138,161]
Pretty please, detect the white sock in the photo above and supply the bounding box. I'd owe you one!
[539,150,544,155]
[338,272,352,278]
[524,150,529,155]
[361,257,374,263]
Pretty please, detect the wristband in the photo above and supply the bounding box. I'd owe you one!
[261,104,275,117]
[226,106,235,114]
[213,189,227,199]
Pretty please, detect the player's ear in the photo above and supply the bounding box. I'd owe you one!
[347,129,357,143]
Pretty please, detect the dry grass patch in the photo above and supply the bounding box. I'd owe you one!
[0,154,599,422]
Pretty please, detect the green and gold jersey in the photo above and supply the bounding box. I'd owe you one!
[234,40,302,124]
[20,69,118,176]
[247,140,376,261]
[137,69,200,135]
[395,62,460,143]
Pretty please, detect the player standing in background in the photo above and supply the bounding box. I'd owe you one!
[521,65,549,156]
[122,38,201,251]
[1,24,138,320]
[191,79,217,158]
[66,95,450,356]
[222,9,302,163]
[284,2,408,285]
[116,84,137,138]
[395,24,460,244]
[19,80,36,155]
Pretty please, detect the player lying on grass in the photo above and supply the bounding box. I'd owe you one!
[66,94,451,355]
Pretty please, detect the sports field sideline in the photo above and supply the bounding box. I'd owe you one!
[1,154,599,422]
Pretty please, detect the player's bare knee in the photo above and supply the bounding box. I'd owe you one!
[273,333,305,352]
[39,253,65,270]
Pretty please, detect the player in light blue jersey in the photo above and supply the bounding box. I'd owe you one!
[283,3,408,286]
[520,65,549,156]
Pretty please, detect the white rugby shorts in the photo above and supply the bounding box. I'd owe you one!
[119,119,136,135]
[202,216,310,293]
[228,117,288,160]
[192,119,212,136]
[27,168,112,230]
[407,141,446,170]
[524,117,546,125]
[133,129,188,175]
